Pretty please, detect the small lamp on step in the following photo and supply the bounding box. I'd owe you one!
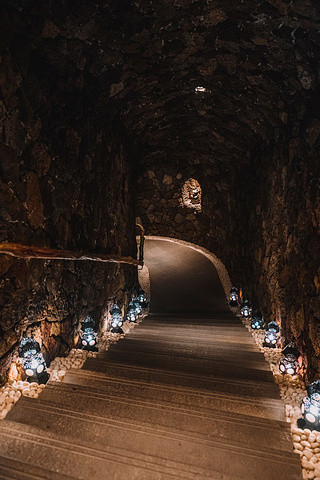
[126,301,137,323]
[251,310,264,330]
[18,337,49,384]
[241,300,252,318]
[263,320,279,347]
[133,298,142,317]
[298,380,320,431]
[229,287,238,306]
[80,316,98,351]
[279,342,300,376]
[110,304,124,334]
[137,288,148,309]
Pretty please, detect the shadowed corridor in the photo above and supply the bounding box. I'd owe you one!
[0,239,302,479]
[144,239,228,314]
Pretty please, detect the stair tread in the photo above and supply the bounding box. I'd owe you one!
[0,312,302,480]
[0,421,259,480]
[61,371,286,421]
[0,456,77,480]
[82,359,281,398]
[0,420,301,480]
[9,394,293,452]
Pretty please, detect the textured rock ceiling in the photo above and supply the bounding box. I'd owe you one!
[2,0,320,168]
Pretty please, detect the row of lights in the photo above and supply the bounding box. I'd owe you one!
[229,286,320,432]
[18,288,148,385]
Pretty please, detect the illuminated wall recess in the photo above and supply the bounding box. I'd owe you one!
[182,178,202,212]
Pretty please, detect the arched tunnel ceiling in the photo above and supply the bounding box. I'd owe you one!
[2,0,320,168]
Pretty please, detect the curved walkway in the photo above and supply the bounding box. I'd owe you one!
[0,240,302,479]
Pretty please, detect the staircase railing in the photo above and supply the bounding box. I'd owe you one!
[0,243,142,267]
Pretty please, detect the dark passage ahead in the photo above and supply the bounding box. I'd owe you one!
[144,239,229,314]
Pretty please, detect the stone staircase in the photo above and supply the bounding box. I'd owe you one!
[0,313,302,479]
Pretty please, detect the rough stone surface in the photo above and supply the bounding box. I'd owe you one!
[0,7,138,383]
[0,0,319,382]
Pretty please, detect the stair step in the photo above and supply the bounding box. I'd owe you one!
[62,370,286,421]
[126,330,258,345]
[99,350,274,382]
[117,339,265,357]
[1,413,302,480]
[82,358,281,399]
[104,342,270,368]
[14,389,293,452]
[0,421,247,480]
[0,456,77,480]
[0,310,302,479]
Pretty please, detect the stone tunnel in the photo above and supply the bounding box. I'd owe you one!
[0,0,319,478]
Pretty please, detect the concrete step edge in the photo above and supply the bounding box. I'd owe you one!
[0,423,246,480]
[0,456,77,480]
[41,383,289,430]
[101,349,271,369]
[16,395,293,453]
[7,402,299,463]
[83,360,279,390]
[63,370,285,408]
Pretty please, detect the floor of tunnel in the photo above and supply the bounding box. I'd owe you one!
[144,238,229,314]
[0,239,302,479]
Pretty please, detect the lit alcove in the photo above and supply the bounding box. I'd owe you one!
[181,178,202,212]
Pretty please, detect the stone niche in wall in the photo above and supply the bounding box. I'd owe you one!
[136,168,206,245]
[181,178,202,212]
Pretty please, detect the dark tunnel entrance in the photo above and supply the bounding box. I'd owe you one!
[143,238,230,315]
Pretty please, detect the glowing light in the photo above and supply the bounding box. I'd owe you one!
[299,383,320,431]
[110,304,124,334]
[195,86,207,93]
[251,310,264,330]
[229,287,238,306]
[80,316,98,351]
[182,179,202,211]
[263,321,279,348]
[18,337,49,384]
[133,298,142,316]
[279,343,300,376]
[241,300,252,318]
[127,301,137,323]
[138,288,148,309]
[279,354,299,376]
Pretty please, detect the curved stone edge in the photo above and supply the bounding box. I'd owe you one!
[144,235,233,302]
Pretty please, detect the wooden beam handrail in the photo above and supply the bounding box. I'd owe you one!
[0,243,142,267]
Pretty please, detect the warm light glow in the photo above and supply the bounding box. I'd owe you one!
[279,353,299,376]
[229,287,238,306]
[181,179,202,212]
[241,300,252,318]
[110,304,124,333]
[195,86,207,93]
[264,321,279,347]
[18,337,48,382]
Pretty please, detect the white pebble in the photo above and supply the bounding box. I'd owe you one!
[302,441,312,448]
[304,450,313,460]
[0,409,8,419]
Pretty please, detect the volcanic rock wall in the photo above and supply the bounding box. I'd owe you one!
[241,133,320,382]
[0,12,137,384]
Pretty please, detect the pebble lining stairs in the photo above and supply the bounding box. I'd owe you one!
[0,312,302,479]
